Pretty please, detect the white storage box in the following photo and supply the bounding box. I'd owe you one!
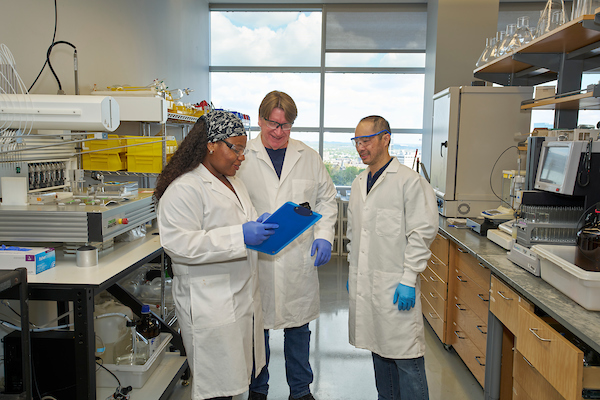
[96,332,172,388]
[531,244,600,311]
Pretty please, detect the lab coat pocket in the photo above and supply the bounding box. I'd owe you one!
[190,274,236,329]
[292,179,317,206]
[375,209,402,237]
[371,269,404,315]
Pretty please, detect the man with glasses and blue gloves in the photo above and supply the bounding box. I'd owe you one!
[346,115,438,400]
[237,91,337,400]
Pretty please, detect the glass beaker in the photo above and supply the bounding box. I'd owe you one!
[476,38,492,67]
[549,10,566,31]
[487,37,498,61]
[516,16,534,45]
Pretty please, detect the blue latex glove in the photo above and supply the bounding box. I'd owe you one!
[393,283,416,311]
[243,220,278,246]
[346,279,349,292]
[256,212,271,223]
[310,239,332,267]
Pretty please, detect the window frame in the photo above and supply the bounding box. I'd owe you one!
[209,3,427,156]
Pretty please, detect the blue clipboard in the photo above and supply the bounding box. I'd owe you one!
[247,201,322,255]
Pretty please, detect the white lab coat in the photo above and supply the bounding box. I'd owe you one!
[237,135,338,329]
[347,158,439,359]
[157,164,265,399]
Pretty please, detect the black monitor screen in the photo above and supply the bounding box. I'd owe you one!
[539,146,569,186]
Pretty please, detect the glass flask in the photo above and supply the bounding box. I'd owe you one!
[549,10,566,31]
[499,24,517,56]
[516,16,534,45]
[486,37,498,62]
[572,0,600,19]
[537,0,566,36]
[489,32,505,61]
[476,37,492,67]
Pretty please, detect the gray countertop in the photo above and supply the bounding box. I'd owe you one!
[438,217,600,354]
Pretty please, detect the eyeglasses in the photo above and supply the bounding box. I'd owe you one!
[221,140,247,157]
[351,129,390,147]
[263,118,293,131]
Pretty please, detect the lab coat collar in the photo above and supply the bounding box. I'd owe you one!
[194,164,248,214]
[247,134,304,183]
[357,157,400,201]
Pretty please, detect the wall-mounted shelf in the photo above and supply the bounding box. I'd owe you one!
[521,91,600,110]
[474,14,600,87]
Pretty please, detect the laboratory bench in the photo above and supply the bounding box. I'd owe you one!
[433,217,600,400]
[18,228,187,400]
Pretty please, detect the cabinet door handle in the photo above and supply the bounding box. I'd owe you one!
[429,292,437,299]
[522,356,534,368]
[478,262,488,269]
[430,259,438,265]
[454,330,467,339]
[429,275,438,282]
[477,294,489,302]
[457,247,467,253]
[497,291,513,301]
[456,275,467,282]
[476,325,487,335]
[529,328,551,342]
[475,356,485,366]
[455,303,466,311]
[428,312,438,319]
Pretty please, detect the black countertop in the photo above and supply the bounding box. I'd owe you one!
[438,216,600,354]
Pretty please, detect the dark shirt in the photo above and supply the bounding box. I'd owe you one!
[266,147,287,179]
[367,157,393,194]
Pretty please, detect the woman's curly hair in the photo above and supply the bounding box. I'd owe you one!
[154,117,208,202]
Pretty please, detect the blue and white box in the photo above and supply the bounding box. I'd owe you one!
[0,246,56,274]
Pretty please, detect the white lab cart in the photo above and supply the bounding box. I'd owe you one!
[430,86,533,218]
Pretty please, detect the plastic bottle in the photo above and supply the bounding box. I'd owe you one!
[135,304,160,365]
[94,299,134,364]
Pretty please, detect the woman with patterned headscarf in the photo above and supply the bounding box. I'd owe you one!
[155,110,278,400]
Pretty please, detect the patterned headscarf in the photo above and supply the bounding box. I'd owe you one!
[201,110,247,143]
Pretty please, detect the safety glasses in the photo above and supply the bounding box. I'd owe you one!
[350,129,390,147]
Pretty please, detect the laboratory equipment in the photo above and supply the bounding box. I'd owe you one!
[94,299,134,364]
[430,86,533,217]
[515,16,534,45]
[0,191,156,250]
[575,205,600,272]
[475,38,492,67]
[135,304,160,363]
[536,0,567,36]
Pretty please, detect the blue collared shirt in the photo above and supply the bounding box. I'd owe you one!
[366,157,393,194]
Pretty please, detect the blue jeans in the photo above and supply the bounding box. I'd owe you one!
[372,353,429,400]
[250,323,313,398]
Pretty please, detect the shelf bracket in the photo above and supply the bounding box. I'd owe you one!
[567,41,600,60]
[583,18,600,32]
[512,53,562,73]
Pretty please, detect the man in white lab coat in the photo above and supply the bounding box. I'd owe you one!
[237,91,338,400]
[346,115,438,400]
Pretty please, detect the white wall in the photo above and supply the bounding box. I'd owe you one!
[0,0,210,103]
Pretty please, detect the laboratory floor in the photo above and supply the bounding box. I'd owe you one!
[167,256,484,400]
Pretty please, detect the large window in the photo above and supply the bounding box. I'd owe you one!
[210,5,427,185]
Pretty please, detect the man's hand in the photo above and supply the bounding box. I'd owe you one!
[393,283,415,311]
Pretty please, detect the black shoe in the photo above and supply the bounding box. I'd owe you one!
[248,391,267,400]
[288,394,315,400]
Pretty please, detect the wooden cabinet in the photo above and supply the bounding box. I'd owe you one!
[421,233,449,343]
[447,242,491,387]
[489,276,533,334]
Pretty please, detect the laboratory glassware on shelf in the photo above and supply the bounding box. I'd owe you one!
[536,0,567,37]
[515,16,534,45]
[498,24,518,56]
[572,0,600,20]
[475,37,492,67]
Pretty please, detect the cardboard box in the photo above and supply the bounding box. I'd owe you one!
[0,246,56,274]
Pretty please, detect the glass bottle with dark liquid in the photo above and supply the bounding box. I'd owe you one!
[575,208,600,272]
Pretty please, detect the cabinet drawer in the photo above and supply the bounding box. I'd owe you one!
[422,266,447,301]
[428,254,448,282]
[430,233,449,265]
[451,294,487,354]
[453,268,489,322]
[489,275,533,334]
[513,350,565,400]
[420,274,446,320]
[512,379,535,400]
[450,321,486,386]
[453,245,491,290]
[421,293,446,343]
[516,304,583,400]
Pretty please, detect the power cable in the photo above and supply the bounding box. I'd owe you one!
[28,0,57,92]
